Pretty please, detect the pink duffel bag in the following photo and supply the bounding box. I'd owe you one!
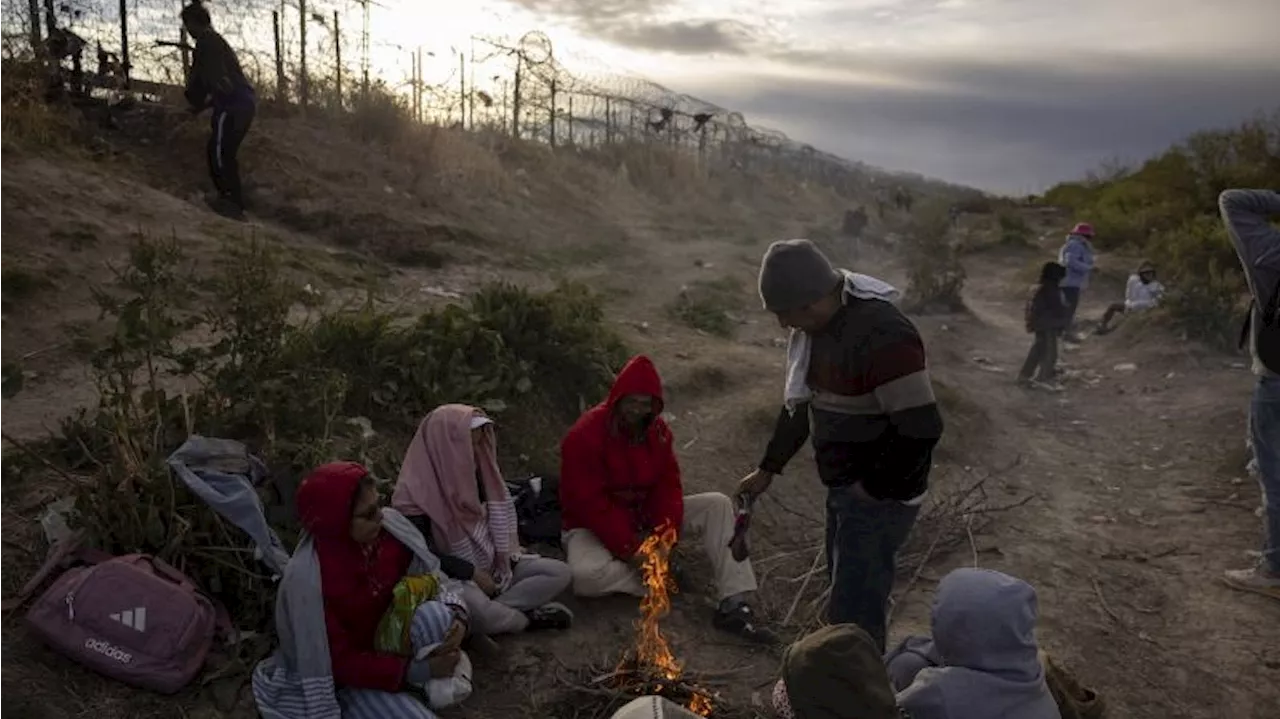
[13,535,232,694]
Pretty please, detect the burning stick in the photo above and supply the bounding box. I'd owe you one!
[616,524,715,716]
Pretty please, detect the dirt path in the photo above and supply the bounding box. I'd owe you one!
[4,210,1277,718]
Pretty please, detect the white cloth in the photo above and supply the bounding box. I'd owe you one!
[783,270,901,413]
[563,492,757,600]
[1123,274,1164,311]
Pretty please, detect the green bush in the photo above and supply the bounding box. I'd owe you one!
[667,276,744,337]
[902,202,967,313]
[31,234,628,637]
[1041,112,1280,346]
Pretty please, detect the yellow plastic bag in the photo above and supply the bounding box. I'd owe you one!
[374,574,441,655]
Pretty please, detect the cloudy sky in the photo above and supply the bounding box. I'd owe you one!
[391,0,1280,193]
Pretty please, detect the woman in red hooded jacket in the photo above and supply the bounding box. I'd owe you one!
[295,462,469,716]
[559,355,773,642]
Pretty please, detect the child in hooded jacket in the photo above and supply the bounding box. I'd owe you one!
[1019,262,1070,387]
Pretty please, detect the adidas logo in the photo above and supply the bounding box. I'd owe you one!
[84,638,133,664]
[109,607,148,632]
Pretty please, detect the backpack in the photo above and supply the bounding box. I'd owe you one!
[505,474,562,548]
[15,534,232,694]
[1238,276,1280,375]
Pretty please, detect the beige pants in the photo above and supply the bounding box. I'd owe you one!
[563,492,758,601]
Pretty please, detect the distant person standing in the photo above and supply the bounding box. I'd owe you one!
[1219,189,1280,601]
[182,1,256,220]
[1017,261,1070,390]
[1057,222,1096,342]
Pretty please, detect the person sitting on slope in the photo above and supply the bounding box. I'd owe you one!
[1096,260,1165,335]
[559,354,773,642]
[885,568,1061,719]
[392,404,574,639]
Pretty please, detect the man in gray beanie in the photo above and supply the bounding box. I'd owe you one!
[739,239,944,652]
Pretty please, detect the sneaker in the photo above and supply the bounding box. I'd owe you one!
[1222,566,1280,601]
[525,602,574,631]
[713,603,777,644]
[1031,380,1065,393]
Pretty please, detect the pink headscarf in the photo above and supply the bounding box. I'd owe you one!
[392,404,519,583]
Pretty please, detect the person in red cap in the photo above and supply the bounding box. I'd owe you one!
[1057,222,1096,342]
[559,355,773,642]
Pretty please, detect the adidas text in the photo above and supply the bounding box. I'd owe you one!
[85,638,133,664]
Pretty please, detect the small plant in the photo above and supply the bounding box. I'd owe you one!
[902,203,967,314]
[1,266,55,309]
[997,211,1031,246]
[667,276,744,337]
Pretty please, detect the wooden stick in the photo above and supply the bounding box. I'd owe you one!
[782,546,824,626]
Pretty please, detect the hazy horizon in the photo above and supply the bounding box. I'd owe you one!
[456,0,1280,193]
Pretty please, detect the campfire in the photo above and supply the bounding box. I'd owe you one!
[604,524,715,716]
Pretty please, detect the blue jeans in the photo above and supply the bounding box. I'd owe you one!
[825,486,920,652]
[1252,376,1280,573]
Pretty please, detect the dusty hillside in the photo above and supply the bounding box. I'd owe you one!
[3,93,1277,719]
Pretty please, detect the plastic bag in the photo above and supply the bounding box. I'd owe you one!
[373,574,440,655]
[414,643,473,709]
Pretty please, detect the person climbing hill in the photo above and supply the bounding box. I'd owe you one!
[181,1,256,221]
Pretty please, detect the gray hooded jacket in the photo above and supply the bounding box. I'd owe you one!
[891,568,1060,719]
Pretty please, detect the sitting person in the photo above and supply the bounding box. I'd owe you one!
[771,623,909,719]
[886,568,1060,719]
[1096,261,1165,335]
[1018,262,1070,389]
[252,461,470,719]
[393,404,574,636]
[560,354,771,642]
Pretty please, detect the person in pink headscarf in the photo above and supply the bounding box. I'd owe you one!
[393,404,574,636]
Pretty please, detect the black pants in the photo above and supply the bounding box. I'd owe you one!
[1099,302,1126,331]
[1019,331,1059,381]
[207,103,255,207]
[825,485,920,653]
[1061,287,1082,333]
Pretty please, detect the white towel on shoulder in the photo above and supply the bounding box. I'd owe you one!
[783,270,901,413]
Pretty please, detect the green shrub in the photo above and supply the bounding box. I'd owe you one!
[1041,111,1280,345]
[902,203,967,314]
[33,234,628,638]
[667,276,744,337]
[996,211,1031,245]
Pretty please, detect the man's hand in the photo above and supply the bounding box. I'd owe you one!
[737,468,775,499]
[472,569,498,597]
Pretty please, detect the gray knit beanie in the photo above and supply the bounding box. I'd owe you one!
[758,239,843,313]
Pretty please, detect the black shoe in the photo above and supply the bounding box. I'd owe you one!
[205,194,247,221]
[713,603,777,644]
[525,602,573,631]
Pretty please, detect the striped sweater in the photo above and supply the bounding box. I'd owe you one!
[759,299,944,501]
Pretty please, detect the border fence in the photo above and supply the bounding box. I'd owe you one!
[0,0,921,198]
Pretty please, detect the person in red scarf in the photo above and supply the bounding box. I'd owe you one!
[559,355,773,642]
[295,462,469,714]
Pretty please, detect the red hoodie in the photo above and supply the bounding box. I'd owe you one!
[296,461,412,692]
[559,355,684,559]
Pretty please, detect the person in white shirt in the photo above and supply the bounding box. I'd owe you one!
[1096,261,1165,335]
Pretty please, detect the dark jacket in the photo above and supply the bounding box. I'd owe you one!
[759,299,944,501]
[184,28,254,111]
[1025,284,1070,333]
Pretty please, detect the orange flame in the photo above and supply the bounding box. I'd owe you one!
[626,524,713,716]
